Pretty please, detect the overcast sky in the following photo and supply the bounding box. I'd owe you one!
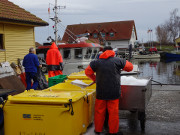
[9,0,180,44]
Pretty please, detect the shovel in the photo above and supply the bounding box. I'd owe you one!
[71,80,95,89]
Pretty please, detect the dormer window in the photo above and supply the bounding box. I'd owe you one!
[101,33,106,37]
[109,32,114,37]
[93,33,98,38]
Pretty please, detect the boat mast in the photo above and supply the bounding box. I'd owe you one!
[51,0,65,44]
[54,0,58,44]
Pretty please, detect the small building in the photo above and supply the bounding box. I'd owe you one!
[62,20,137,49]
[0,0,48,64]
[175,37,180,46]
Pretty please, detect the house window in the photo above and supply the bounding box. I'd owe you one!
[63,49,71,59]
[75,48,82,59]
[93,33,98,38]
[0,34,4,49]
[109,32,114,37]
[101,33,106,37]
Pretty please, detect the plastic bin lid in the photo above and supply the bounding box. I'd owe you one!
[67,70,89,80]
[67,75,89,80]
[68,70,96,80]
[8,90,86,104]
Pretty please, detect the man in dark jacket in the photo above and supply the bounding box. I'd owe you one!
[46,42,63,77]
[23,47,42,90]
[85,46,133,135]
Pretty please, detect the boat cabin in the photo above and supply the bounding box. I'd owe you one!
[36,42,101,64]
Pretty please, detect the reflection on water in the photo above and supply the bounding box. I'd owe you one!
[63,58,180,85]
[134,59,180,84]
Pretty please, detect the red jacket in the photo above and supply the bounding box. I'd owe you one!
[46,42,63,65]
[46,42,63,71]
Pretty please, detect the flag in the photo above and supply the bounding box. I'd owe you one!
[147,29,153,33]
[48,8,50,14]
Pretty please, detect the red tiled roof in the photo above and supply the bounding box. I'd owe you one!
[0,0,48,26]
[62,20,137,42]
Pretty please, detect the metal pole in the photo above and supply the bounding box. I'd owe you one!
[152,30,153,47]
[148,30,149,47]
[149,31,150,47]
[54,0,58,44]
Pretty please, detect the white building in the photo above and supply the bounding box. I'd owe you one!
[62,20,138,49]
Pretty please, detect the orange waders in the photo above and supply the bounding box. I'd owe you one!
[48,70,63,78]
[94,99,119,134]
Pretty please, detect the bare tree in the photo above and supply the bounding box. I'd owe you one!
[156,24,170,44]
[166,8,180,42]
[155,8,180,43]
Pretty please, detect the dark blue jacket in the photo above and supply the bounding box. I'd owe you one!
[23,53,40,73]
[85,50,133,100]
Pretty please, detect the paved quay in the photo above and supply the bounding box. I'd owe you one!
[84,85,180,135]
[1,85,180,135]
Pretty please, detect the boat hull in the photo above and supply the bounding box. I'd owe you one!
[133,54,160,59]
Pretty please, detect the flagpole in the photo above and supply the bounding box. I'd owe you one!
[148,30,149,47]
[150,29,151,47]
[152,29,153,47]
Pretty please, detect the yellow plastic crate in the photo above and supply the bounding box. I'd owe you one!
[69,70,85,75]
[67,74,89,80]
[45,82,96,131]
[67,70,90,80]
[4,90,87,135]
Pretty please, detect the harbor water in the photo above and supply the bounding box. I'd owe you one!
[63,58,180,85]
[134,58,180,84]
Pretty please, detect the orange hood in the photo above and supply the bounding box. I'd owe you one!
[50,42,58,49]
[99,50,115,59]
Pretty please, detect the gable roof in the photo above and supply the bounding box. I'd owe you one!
[62,20,137,42]
[0,0,48,26]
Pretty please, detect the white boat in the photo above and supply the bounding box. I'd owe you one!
[132,52,160,59]
[36,42,101,73]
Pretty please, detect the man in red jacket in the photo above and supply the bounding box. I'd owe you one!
[46,42,63,77]
[85,46,133,135]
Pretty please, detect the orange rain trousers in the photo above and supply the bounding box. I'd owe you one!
[48,70,63,78]
[94,99,119,133]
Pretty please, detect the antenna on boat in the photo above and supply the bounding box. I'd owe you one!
[50,0,66,44]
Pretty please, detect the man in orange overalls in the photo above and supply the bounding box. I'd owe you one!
[85,46,133,135]
[46,42,63,77]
